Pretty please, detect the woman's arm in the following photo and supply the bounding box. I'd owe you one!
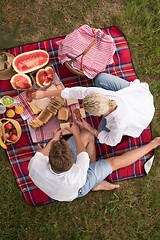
[32,89,62,99]
[76,118,100,138]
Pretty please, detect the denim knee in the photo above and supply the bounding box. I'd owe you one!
[95,73,130,91]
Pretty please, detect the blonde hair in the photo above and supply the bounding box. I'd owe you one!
[49,139,74,173]
[82,92,117,116]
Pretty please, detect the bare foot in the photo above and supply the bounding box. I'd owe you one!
[92,180,120,191]
[152,137,160,148]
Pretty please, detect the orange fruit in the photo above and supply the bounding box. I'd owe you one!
[6,109,15,118]
[15,106,24,114]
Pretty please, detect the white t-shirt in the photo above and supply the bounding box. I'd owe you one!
[28,151,90,201]
[61,80,155,146]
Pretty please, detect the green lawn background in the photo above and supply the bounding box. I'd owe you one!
[0,0,160,240]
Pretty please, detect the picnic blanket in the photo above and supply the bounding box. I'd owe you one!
[0,26,154,206]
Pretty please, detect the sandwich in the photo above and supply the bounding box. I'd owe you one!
[60,122,70,135]
[73,107,86,119]
[58,107,71,121]
[66,98,78,106]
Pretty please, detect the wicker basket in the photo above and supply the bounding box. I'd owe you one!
[65,61,85,76]
[0,118,22,144]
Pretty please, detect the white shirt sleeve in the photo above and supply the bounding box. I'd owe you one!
[76,151,90,170]
[28,152,48,173]
[61,86,112,99]
[98,114,127,146]
[98,128,124,146]
[61,87,88,99]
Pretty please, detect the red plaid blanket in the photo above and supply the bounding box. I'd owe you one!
[0,26,153,206]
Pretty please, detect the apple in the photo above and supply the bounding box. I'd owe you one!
[12,128,17,135]
[4,122,13,130]
[5,133,10,139]
[9,134,18,142]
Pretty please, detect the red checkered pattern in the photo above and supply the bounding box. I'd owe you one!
[57,25,116,79]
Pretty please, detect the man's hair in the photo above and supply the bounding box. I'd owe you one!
[49,139,74,173]
[82,92,117,116]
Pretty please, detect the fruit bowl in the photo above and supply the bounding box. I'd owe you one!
[0,118,22,145]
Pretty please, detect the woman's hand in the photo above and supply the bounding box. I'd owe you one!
[76,118,92,131]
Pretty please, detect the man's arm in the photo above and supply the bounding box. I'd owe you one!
[39,128,63,156]
[66,122,86,155]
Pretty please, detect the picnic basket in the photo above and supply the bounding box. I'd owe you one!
[0,118,22,144]
[64,28,106,76]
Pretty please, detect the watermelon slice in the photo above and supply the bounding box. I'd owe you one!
[45,66,54,81]
[10,74,32,90]
[36,66,54,88]
[12,50,49,74]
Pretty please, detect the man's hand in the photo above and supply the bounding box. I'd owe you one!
[32,90,46,99]
[66,122,87,155]
[52,128,63,141]
[66,122,80,136]
[39,128,62,156]
[76,118,92,131]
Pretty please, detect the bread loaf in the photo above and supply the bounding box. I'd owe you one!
[29,97,65,131]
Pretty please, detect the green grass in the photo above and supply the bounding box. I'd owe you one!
[0,0,160,239]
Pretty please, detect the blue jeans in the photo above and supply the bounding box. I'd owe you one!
[94,73,130,131]
[67,136,112,198]
[95,73,130,91]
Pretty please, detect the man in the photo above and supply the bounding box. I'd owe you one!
[28,122,160,202]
